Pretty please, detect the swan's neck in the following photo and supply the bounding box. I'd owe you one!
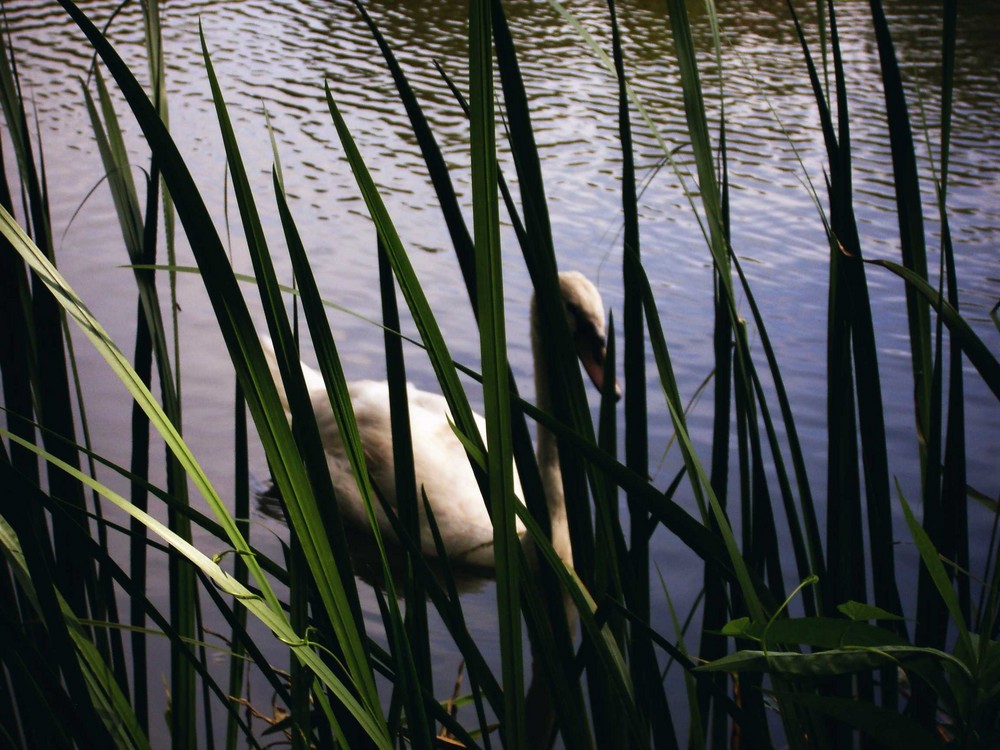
[531,317,573,568]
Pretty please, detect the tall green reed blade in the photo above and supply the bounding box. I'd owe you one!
[659,1,747,744]
[631,253,767,619]
[489,0,602,591]
[787,0,902,731]
[823,3,877,734]
[0,139,44,750]
[354,34,575,671]
[733,321,781,596]
[453,418,645,749]
[732,321,780,743]
[867,0,954,681]
[349,0,477,300]
[785,3,866,654]
[866,0,935,674]
[595,322,627,636]
[226,393,250,750]
[632,250,780,747]
[704,24,793,739]
[485,21,615,746]
[88,9,193,737]
[0,126,40,532]
[430,39,586,616]
[200,33,395,742]
[605,2,671,747]
[270,171,434,748]
[287,527,312,750]
[84,67,178,410]
[138,2,181,719]
[374,239,433,712]
[868,0,932,449]
[469,2,525,745]
[489,4,616,744]
[729,251,824,611]
[83,65,186,730]
[0,5,95,632]
[935,0,969,623]
[139,0,181,409]
[320,86,521,739]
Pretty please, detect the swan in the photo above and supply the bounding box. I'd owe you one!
[262,271,617,570]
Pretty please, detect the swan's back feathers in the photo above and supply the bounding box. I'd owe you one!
[260,335,524,568]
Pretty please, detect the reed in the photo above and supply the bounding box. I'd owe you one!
[1,0,997,747]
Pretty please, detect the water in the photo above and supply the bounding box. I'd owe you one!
[4,0,998,743]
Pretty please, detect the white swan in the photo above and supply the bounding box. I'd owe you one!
[262,271,616,570]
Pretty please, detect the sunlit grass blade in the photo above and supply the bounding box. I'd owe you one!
[469,2,525,744]
[200,32,402,744]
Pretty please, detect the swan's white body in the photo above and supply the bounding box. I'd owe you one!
[263,271,613,570]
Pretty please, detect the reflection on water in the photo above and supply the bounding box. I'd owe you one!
[4,0,997,741]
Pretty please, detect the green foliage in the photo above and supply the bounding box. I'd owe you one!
[0,0,995,748]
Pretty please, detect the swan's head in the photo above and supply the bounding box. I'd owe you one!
[534,271,622,401]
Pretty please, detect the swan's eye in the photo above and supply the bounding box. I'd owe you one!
[563,300,583,333]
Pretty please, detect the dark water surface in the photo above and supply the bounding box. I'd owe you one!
[4,0,998,742]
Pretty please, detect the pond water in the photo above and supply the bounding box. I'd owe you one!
[4,0,998,743]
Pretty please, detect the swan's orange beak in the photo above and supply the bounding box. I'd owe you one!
[580,343,623,402]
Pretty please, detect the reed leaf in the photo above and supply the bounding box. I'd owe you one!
[199,31,387,730]
[3,424,391,748]
[0,190,392,746]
